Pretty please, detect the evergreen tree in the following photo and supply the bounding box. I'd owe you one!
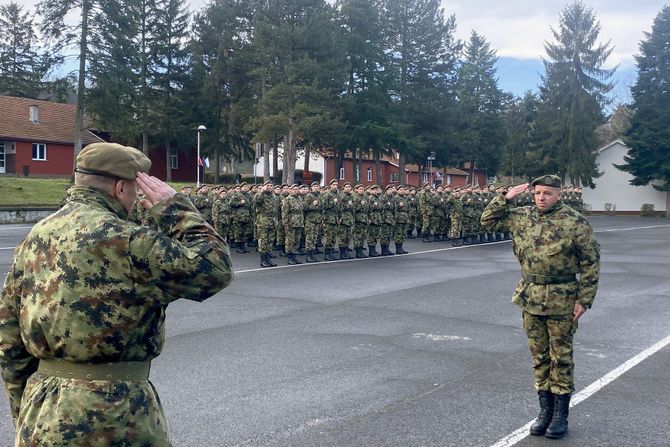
[0,2,59,98]
[381,0,461,182]
[500,91,539,182]
[455,31,504,182]
[38,0,101,155]
[616,5,670,215]
[535,1,614,186]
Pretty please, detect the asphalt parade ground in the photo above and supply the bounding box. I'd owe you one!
[0,216,669,446]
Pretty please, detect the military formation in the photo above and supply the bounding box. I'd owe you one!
[131,179,584,268]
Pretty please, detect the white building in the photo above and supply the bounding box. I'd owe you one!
[253,148,326,185]
[583,140,667,213]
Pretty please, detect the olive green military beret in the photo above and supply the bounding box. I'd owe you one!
[311,181,320,187]
[238,182,247,187]
[354,184,363,189]
[329,178,339,185]
[290,183,299,189]
[263,180,273,186]
[385,184,395,190]
[299,184,309,189]
[342,182,351,187]
[531,174,562,188]
[76,142,151,180]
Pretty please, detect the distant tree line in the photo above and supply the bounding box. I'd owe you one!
[0,0,667,193]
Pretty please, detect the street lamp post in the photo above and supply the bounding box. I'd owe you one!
[427,152,436,187]
[196,125,206,188]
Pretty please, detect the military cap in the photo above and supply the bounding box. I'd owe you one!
[263,180,273,186]
[281,183,288,188]
[299,184,309,189]
[311,181,320,187]
[75,142,150,180]
[329,178,339,185]
[385,184,395,191]
[343,182,351,187]
[354,184,364,189]
[239,182,247,187]
[290,183,299,189]
[196,184,208,192]
[531,174,562,189]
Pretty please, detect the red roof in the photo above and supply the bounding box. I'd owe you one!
[0,95,102,145]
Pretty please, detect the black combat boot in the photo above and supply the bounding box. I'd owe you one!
[545,394,570,439]
[435,234,443,242]
[248,240,258,248]
[287,253,297,265]
[368,245,379,257]
[395,243,408,254]
[496,233,504,241]
[305,250,318,263]
[422,233,432,242]
[324,248,336,261]
[268,251,277,258]
[462,236,471,245]
[236,242,250,253]
[278,245,287,256]
[339,247,350,259]
[292,253,303,264]
[266,253,277,267]
[479,234,487,243]
[530,391,555,436]
[452,238,463,247]
[407,229,415,239]
[260,253,272,268]
[355,247,366,258]
[381,244,394,256]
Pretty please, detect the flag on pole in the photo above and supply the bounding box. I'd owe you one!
[198,157,204,167]
[203,157,210,168]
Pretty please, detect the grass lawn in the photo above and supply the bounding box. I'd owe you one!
[0,177,196,208]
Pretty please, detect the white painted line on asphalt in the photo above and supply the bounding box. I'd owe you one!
[597,224,670,232]
[0,247,16,251]
[0,226,34,231]
[489,332,670,447]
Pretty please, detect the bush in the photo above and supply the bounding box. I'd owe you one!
[640,203,655,217]
[604,203,616,215]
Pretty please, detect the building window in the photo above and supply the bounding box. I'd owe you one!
[367,168,372,182]
[339,167,345,179]
[169,149,178,169]
[32,143,46,161]
[422,173,428,184]
[390,172,399,182]
[446,174,452,185]
[355,166,360,182]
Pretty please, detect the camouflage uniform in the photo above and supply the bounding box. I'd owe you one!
[303,187,322,256]
[229,188,253,252]
[352,188,369,258]
[480,190,600,396]
[367,188,384,257]
[212,192,231,240]
[380,189,396,255]
[407,190,419,238]
[281,190,304,261]
[418,186,434,240]
[321,187,339,260]
[191,190,213,225]
[393,189,410,253]
[449,191,463,242]
[431,190,447,240]
[254,189,278,256]
[0,187,233,446]
[337,190,355,258]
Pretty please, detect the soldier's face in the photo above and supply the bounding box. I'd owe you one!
[263,184,273,192]
[299,187,308,195]
[330,183,338,191]
[116,179,138,214]
[311,184,319,192]
[344,184,352,193]
[356,187,364,194]
[534,186,561,210]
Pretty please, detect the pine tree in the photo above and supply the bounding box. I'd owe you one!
[0,2,57,98]
[500,91,539,182]
[455,31,504,182]
[616,5,670,215]
[536,1,614,187]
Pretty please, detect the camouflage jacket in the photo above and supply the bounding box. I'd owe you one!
[191,193,213,222]
[211,196,231,233]
[0,187,233,419]
[281,194,304,228]
[338,192,355,226]
[395,196,411,224]
[228,191,252,221]
[353,193,368,224]
[480,194,600,315]
[368,194,384,226]
[382,195,396,225]
[321,190,339,225]
[254,191,277,229]
[303,192,322,224]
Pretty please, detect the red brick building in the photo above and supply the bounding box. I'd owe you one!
[0,96,103,177]
[322,152,487,188]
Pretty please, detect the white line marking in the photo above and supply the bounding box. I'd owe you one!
[489,332,670,447]
[0,247,16,251]
[597,224,670,232]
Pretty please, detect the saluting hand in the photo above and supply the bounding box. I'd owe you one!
[137,172,177,209]
[505,183,529,201]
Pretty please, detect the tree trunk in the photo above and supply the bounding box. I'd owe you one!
[165,143,172,182]
[666,190,670,218]
[374,149,381,185]
[215,151,220,184]
[272,137,279,184]
[142,132,149,156]
[303,144,310,172]
[398,151,406,185]
[353,148,359,183]
[73,0,90,169]
[283,130,297,185]
[337,148,345,179]
[263,143,270,182]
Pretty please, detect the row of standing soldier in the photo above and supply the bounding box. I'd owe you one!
[131,180,584,268]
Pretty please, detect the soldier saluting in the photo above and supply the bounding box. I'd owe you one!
[0,142,234,445]
[481,174,600,440]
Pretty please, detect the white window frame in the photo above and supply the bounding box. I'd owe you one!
[169,149,179,169]
[32,143,47,161]
[339,167,345,179]
[355,166,360,182]
[366,168,372,182]
[446,174,452,185]
[422,172,428,184]
[390,172,399,182]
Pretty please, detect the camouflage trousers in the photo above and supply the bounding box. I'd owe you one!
[214,222,230,241]
[257,223,276,254]
[276,221,286,246]
[304,220,320,250]
[337,224,353,248]
[232,219,252,243]
[322,223,338,249]
[380,223,395,245]
[430,215,446,235]
[285,226,303,253]
[353,222,368,247]
[420,213,432,235]
[523,311,577,395]
[16,373,170,446]
[450,214,462,239]
[394,222,409,244]
[368,224,382,245]
[461,215,478,236]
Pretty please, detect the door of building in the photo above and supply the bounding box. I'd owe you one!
[0,141,5,174]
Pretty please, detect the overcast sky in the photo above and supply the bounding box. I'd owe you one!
[11,0,667,100]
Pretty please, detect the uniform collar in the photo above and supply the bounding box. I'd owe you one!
[67,186,129,220]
